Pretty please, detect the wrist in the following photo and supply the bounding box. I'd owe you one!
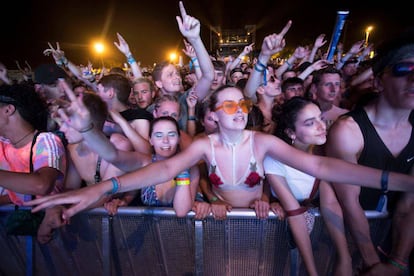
[78,123,94,133]
[209,196,219,203]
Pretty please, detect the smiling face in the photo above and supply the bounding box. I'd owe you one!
[149,119,180,159]
[289,103,327,147]
[156,64,182,95]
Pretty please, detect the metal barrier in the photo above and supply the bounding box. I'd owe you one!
[0,205,394,276]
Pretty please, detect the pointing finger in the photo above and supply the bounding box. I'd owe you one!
[279,20,292,37]
[179,1,187,18]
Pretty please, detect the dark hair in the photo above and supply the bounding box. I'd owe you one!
[281,77,304,93]
[311,65,342,85]
[149,116,181,138]
[372,27,414,76]
[152,61,174,82]
[98,74,132,104]
[235,78,248,90]
[109,67,126,76]
[247,105,264,131]
[0,84,49,131]
[81,92,108,130]
[208,84,242,112]
[272,96,320,144]
[212,60,226,73]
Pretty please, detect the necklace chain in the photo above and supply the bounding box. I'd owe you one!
[12,130,34,146]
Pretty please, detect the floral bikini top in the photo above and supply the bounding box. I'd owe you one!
[208,131,264,191]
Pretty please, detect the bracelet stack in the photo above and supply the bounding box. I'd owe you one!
[254,60,268,85]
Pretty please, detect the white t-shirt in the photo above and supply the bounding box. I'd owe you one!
[263,155,317,202]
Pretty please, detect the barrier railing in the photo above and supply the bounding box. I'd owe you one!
[0,205,393,276]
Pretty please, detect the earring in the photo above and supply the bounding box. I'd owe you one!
[291,136,295,145]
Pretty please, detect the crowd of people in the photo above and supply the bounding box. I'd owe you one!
[1,2,413,275]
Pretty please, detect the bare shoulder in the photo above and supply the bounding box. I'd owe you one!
[326,115,363,161]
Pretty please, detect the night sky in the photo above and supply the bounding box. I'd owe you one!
[1,0,412,69]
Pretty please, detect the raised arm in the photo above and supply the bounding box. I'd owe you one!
[109,110,151,155]
[307,34,327,63]
[226,43,254,75]
[274,45,307,80]
[176,1,213,101]
[182,39,202,80]
[56,79,149,172]
[336,40,364,69]
[114,32,142,80]
[43,42,97,91]
[244,21,291,102]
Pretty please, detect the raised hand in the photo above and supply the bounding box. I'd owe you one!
[55,79,93,132]
[182,39,196,59]
[114,32,132,56]
[176,1,200,42]
[43,42,66,64]
[260,20,292,57]
[314,33,327,49]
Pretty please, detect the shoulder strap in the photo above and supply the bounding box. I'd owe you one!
[286,178,320,217]
[94,156,102,183]
[302,178,320,207]
[29,131,41,173]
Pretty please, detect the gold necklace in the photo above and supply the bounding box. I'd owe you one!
[12,130,34,146]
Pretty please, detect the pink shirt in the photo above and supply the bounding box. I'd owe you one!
[0,132,66,205]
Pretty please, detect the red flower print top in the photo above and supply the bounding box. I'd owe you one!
[207,131,264,191]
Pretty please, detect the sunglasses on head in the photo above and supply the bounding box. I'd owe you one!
[390,62,414,77]
[214,99,253,114]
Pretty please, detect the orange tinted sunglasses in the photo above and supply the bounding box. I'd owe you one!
[214,99,253,114]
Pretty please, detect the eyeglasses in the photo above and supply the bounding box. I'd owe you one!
[390,62,414,77]
[214,99,253,114]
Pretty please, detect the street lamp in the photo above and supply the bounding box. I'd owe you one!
[365,26,373,46]
[93,42,105,68]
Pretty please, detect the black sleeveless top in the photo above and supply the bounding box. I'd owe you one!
[347,107,414,210]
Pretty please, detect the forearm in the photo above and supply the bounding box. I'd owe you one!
[244,54,268,102]
[190,37,214,100]
[126,53,142,79]
[0,170,56,195]
[307,47,318,63]
[82,126,119,162]
[319,182,351,262]
[389,193,414,262]
[288,216,318,276]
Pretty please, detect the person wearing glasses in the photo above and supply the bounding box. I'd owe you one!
[326,28,414,275]
[25,74,414,225]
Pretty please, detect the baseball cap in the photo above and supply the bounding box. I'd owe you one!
[34,64,68,85]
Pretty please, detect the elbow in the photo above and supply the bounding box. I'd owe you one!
[174,208,190,218]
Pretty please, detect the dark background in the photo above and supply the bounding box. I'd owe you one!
[1,0,412,69]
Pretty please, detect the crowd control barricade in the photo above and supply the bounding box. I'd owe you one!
[0,205,398,276]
